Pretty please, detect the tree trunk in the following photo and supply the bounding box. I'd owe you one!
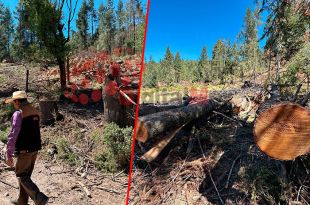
[102,78,137,128]
[57,58,67,89]
[136,99,220,143]
[39,100,56,126]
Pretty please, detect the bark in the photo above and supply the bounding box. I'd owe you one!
[136,99,220,143]
[57,58,67,89]
[39,100,56,126]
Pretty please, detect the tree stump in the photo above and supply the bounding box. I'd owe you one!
[39,100,56,126]
[102,76,137,128]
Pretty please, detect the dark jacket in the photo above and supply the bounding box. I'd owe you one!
[15,104,42,152]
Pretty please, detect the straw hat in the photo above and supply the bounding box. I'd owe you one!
[5,91,28,104]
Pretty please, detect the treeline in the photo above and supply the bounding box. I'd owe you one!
[143,7,263,87]
[0,0,146,63]
[143,0,309,87]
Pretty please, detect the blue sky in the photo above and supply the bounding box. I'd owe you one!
[2,0,148,34]
[145,0,267,62]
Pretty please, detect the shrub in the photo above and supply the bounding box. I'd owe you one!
[56,137,77,166]
[93,123,133,172]
[0,127,9,143]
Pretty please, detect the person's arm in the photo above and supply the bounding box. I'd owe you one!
[6,111,22,165]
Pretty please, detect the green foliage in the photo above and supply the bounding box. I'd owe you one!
[245,166,289,204]
[239,7,262,81]
[93,123,133,172]
[143,56,158,87]
[197,46,210,82]
[56,138,78,166]
[0,103,15,125]
[282,42,310,84]
[0,2,14,61]
[262,0,309,60]
[0,127,9,143]
[76,0,89,49]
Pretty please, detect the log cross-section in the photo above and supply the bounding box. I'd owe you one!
[136,99,219,143]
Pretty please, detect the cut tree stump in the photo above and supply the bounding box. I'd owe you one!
[39,100,56,126]
[136,99,220,143]
[102,78,137,128]
[254,103,310,160]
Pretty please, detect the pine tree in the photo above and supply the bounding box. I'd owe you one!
[212,39,226,83]
[125,0,143,54]
[0,2,6,60]
[261,0,309,60]
[11,2,30,61]
[116,0,126,50]
[143,56,157,87]
[88,0,97,40]
[160,47,174,84]
[76,0,89,49]
[174,52,182,83]
[3,8,14,58]
[240,7,261,80]
[197,46,210,82]
[24,0,78,89]
[102,0,116,54]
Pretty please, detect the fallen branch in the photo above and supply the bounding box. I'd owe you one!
[141,124,188,162]
[225,154,241,188]
[0,179,18,189]
[212,111,243,126]
[77,181,91,198]
[293,83,303,102]
[299,91,310,106]
[93,186,121,194]
[208,169,224,205]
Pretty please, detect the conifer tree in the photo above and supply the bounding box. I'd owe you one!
[197,46,210,82]
[76,0,89,49]
[174,52,182,83]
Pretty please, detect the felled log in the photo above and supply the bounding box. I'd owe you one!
[136,99,220,143]
[141,124,187,162]
[138,104,183,116]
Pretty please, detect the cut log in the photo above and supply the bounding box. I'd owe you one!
[141,124,188,162]
[254,103,310,160]
[254,84,310,160]
[138,104,183,116]
[136,99,220,143]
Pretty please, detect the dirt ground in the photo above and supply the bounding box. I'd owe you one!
[0,155,127,205]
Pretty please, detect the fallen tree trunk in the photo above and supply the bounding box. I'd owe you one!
[136,99,220,143]
[141,124,188,162]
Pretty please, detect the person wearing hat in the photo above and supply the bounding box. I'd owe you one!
[4,91,49,205]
